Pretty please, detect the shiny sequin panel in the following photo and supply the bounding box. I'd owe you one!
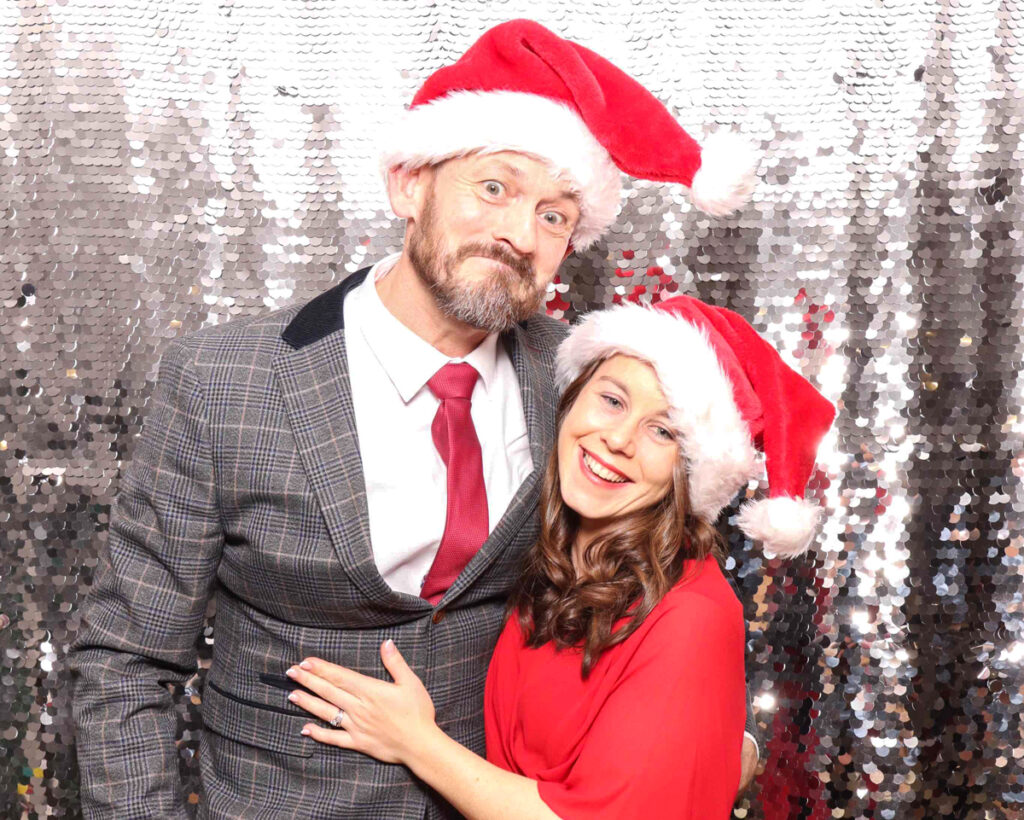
[2,2,1023,817]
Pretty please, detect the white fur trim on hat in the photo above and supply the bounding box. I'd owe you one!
[689,131,761,217]
[555,302,757,522]
[379,90,622,250]
[736,496,822,557]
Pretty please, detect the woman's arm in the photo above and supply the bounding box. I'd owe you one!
[286,641,560,820]
[398,720,559,820]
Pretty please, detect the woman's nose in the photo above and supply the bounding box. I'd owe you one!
[602,423,636,457]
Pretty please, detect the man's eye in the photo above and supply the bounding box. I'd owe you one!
[483,180,505,196]
[542,211,566,226]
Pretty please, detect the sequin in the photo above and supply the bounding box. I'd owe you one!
[3,5,1023,817]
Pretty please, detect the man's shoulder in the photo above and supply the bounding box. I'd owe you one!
[520,310,570,351]
[166,301,299,367]
[161,272,360,372]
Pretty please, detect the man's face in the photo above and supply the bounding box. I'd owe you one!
[404,151,580,333]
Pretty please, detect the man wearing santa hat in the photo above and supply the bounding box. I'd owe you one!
[71,19,775,818]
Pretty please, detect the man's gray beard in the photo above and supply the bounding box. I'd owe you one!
[408,200,545,334]
[427,267,544,334]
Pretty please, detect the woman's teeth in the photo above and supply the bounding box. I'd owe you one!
[583,450,627,483]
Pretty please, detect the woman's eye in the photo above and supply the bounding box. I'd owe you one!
[601,394,623,409]
[653,425,675,441]
[483,180,505,196]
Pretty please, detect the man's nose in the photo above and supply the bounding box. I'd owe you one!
[493,201,538,257]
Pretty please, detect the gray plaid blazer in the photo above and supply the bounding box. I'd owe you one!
[70,267,759,818]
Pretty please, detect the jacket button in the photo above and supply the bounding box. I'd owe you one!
[431,609,446,624]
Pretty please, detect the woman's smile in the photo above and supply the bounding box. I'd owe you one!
[578,446,632,486]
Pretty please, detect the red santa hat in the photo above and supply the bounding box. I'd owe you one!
[380,19,760,250]
[555,296,836,556]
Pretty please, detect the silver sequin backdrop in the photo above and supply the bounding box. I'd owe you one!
[1,1,1023,817]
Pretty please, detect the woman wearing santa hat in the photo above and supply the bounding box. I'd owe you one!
[286,289,835,818]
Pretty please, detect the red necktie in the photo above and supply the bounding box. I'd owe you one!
[420,362,489,605]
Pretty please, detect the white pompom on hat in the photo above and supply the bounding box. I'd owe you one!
[555,296,836,556]
[380,19,760,250]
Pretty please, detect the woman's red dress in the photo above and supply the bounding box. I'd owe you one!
[484,555,746,819]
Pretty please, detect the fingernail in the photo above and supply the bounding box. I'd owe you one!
[299,660,312,670]
[383,639,395,653]
[300,728,311,736]
[285,667,297,678]
[287,692,298,702]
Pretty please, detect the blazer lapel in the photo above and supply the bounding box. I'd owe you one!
[440,320,558,604]
[272,269,428,613]
[509,321,558,474]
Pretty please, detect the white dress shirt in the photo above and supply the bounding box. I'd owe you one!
[344,253,535,596]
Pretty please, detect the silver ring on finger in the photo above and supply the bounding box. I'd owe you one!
[329,708,345,729]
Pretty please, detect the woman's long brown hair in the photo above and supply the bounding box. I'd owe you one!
[507,356,725,677]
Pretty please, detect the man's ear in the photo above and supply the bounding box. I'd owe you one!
[386,164,432,221]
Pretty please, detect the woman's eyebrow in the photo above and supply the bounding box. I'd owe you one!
[596,375,630,395]
[597,375,673,419]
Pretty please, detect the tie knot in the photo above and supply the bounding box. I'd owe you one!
[428,362,479,401]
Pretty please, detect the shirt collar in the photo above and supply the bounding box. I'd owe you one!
[357,253,500,403]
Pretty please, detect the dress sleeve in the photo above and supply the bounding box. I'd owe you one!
[484,618,521,772]
[536,592,746,820]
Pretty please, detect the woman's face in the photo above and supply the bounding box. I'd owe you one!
[557,354,680,540]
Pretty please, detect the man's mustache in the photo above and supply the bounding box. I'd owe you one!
[455,242,534,281]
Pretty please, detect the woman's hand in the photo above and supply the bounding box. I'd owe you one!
[285,639,438,765]
[290,641,557,820]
